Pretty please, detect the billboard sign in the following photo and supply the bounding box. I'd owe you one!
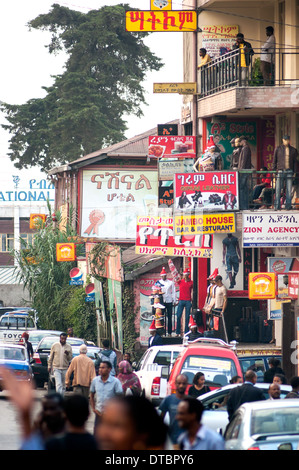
[149,136,196,159]
[126,10,197,32]
[174,213,235,236]
[136,216,213,258]
[242,212,299,247]
[174,171,239,212]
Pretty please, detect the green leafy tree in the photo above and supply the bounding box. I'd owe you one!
[13,205,84,330]
[1,3,163,171]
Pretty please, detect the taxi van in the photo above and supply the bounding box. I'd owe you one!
[167,338,242,394]
[0,310,37,343]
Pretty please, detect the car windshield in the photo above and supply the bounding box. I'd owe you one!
[39,337,84,349]
[28,332,60,343]
[181,355,238,387]
[251,407,299,435]
[0,316,35,329]
[0,346,26,361]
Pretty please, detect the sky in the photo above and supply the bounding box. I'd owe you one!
[0,0,185,172]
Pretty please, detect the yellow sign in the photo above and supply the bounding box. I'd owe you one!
[151,0,172,10]
[174,213,235,235]
[29,214,46,229]
[126,10,197,32]
[56,243,76,262]
[153,82,197,94]
[248,273,276,299]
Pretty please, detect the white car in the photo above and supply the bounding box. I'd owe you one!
[199,383,292,435]
[134,344,184,405]
[225,400,299,450]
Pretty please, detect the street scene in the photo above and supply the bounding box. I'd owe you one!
[1,0,299,455]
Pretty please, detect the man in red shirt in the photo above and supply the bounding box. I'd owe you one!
[176,269,193,336]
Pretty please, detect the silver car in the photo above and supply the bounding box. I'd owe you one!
[199,383,292,435]
[225,400,299,450]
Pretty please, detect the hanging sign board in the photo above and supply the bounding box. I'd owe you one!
[126,10,197,32]
[153,82,197,94]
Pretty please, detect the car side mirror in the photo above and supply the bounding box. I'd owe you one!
[161,366,170,379]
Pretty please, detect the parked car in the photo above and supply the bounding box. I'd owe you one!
[134,344,184,406]
[26,330,62,351]
[224,400,299,450]
[0,342,33,390]
[198,383,292,434]
[167,338,243,395]
[31,335,86,388]
[238,353,282,382]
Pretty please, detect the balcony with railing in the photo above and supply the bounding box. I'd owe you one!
[197,48,299,117]
[238,170,299,211]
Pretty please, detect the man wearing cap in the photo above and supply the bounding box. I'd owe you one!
[176,269,193,336]
[159,267,176,336]
[148,320,164,348]
[273,135,298,210]
[184,317,203,342]
[238,136,252,210]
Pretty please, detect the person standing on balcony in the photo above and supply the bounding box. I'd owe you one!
[273,135,298,210]
[260,26,275,86]
[229,137,241,170]
[233,33,254,86]
[238,136,252,209]
[198,48,211,68]
[176,269,193,336]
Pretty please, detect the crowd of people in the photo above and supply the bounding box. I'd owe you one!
[4,329,299,451]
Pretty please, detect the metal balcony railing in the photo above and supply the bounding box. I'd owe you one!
[198,48,299,97]
[238,170,299,211]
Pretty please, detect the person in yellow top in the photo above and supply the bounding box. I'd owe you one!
[232,33,254,85]
[198,48,212,68]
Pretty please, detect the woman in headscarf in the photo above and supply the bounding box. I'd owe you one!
[117,360,142,397]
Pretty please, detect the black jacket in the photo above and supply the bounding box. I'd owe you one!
[273,144,298,172]
[227,383,265,421]
[233,41,254,67]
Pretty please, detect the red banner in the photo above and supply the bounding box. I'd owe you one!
[174,171,239,212]
[148,136,196,159]
[136,216,213,258]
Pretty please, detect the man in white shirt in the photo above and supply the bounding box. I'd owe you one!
[260,26,275,85]
[159,267,176,336]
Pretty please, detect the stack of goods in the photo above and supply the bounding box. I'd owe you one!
[150,283,165,334]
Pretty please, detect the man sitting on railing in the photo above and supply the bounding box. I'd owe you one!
[273,135,298,210]
[232,33,254,86]
[252,166,272,207]
[260,26,275,86]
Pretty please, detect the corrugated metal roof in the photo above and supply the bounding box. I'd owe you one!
[0,267,22,285]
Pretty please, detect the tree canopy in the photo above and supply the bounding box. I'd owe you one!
[1,3,163,171]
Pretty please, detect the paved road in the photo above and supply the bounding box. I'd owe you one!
[0,389,95,450]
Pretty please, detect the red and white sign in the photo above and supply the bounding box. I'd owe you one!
[288,273,299,299]
[174,171,239,212]
[148,136,196,159]
[136,216,213,258]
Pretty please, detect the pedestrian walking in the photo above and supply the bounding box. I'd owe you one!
[94,339,117,376]
[65,344,96,399]
[45,394,98,450]
[227,370,265,422]
[117,360,142,396]
[89,360,123,430]
[285,376,299,398]
[95,395,168,450]
[159,374,188,449]
[176,397,225,450]
[47,333,72,396]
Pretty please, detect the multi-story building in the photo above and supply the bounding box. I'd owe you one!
[181,0,299,363]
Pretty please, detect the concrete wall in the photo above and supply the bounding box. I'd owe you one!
[0,285,31,307]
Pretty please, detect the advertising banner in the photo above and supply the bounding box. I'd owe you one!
[206,120,257,170]
[126,10,197,32]
[248,273,276,299]
[80,170,158,240]
[148,136,196,159]
[174,213,235,236]
[202,25,239,59]
[242,212,299,247]
[158,158,194,181]
[174,171,239,211]
[136,216,213,258]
